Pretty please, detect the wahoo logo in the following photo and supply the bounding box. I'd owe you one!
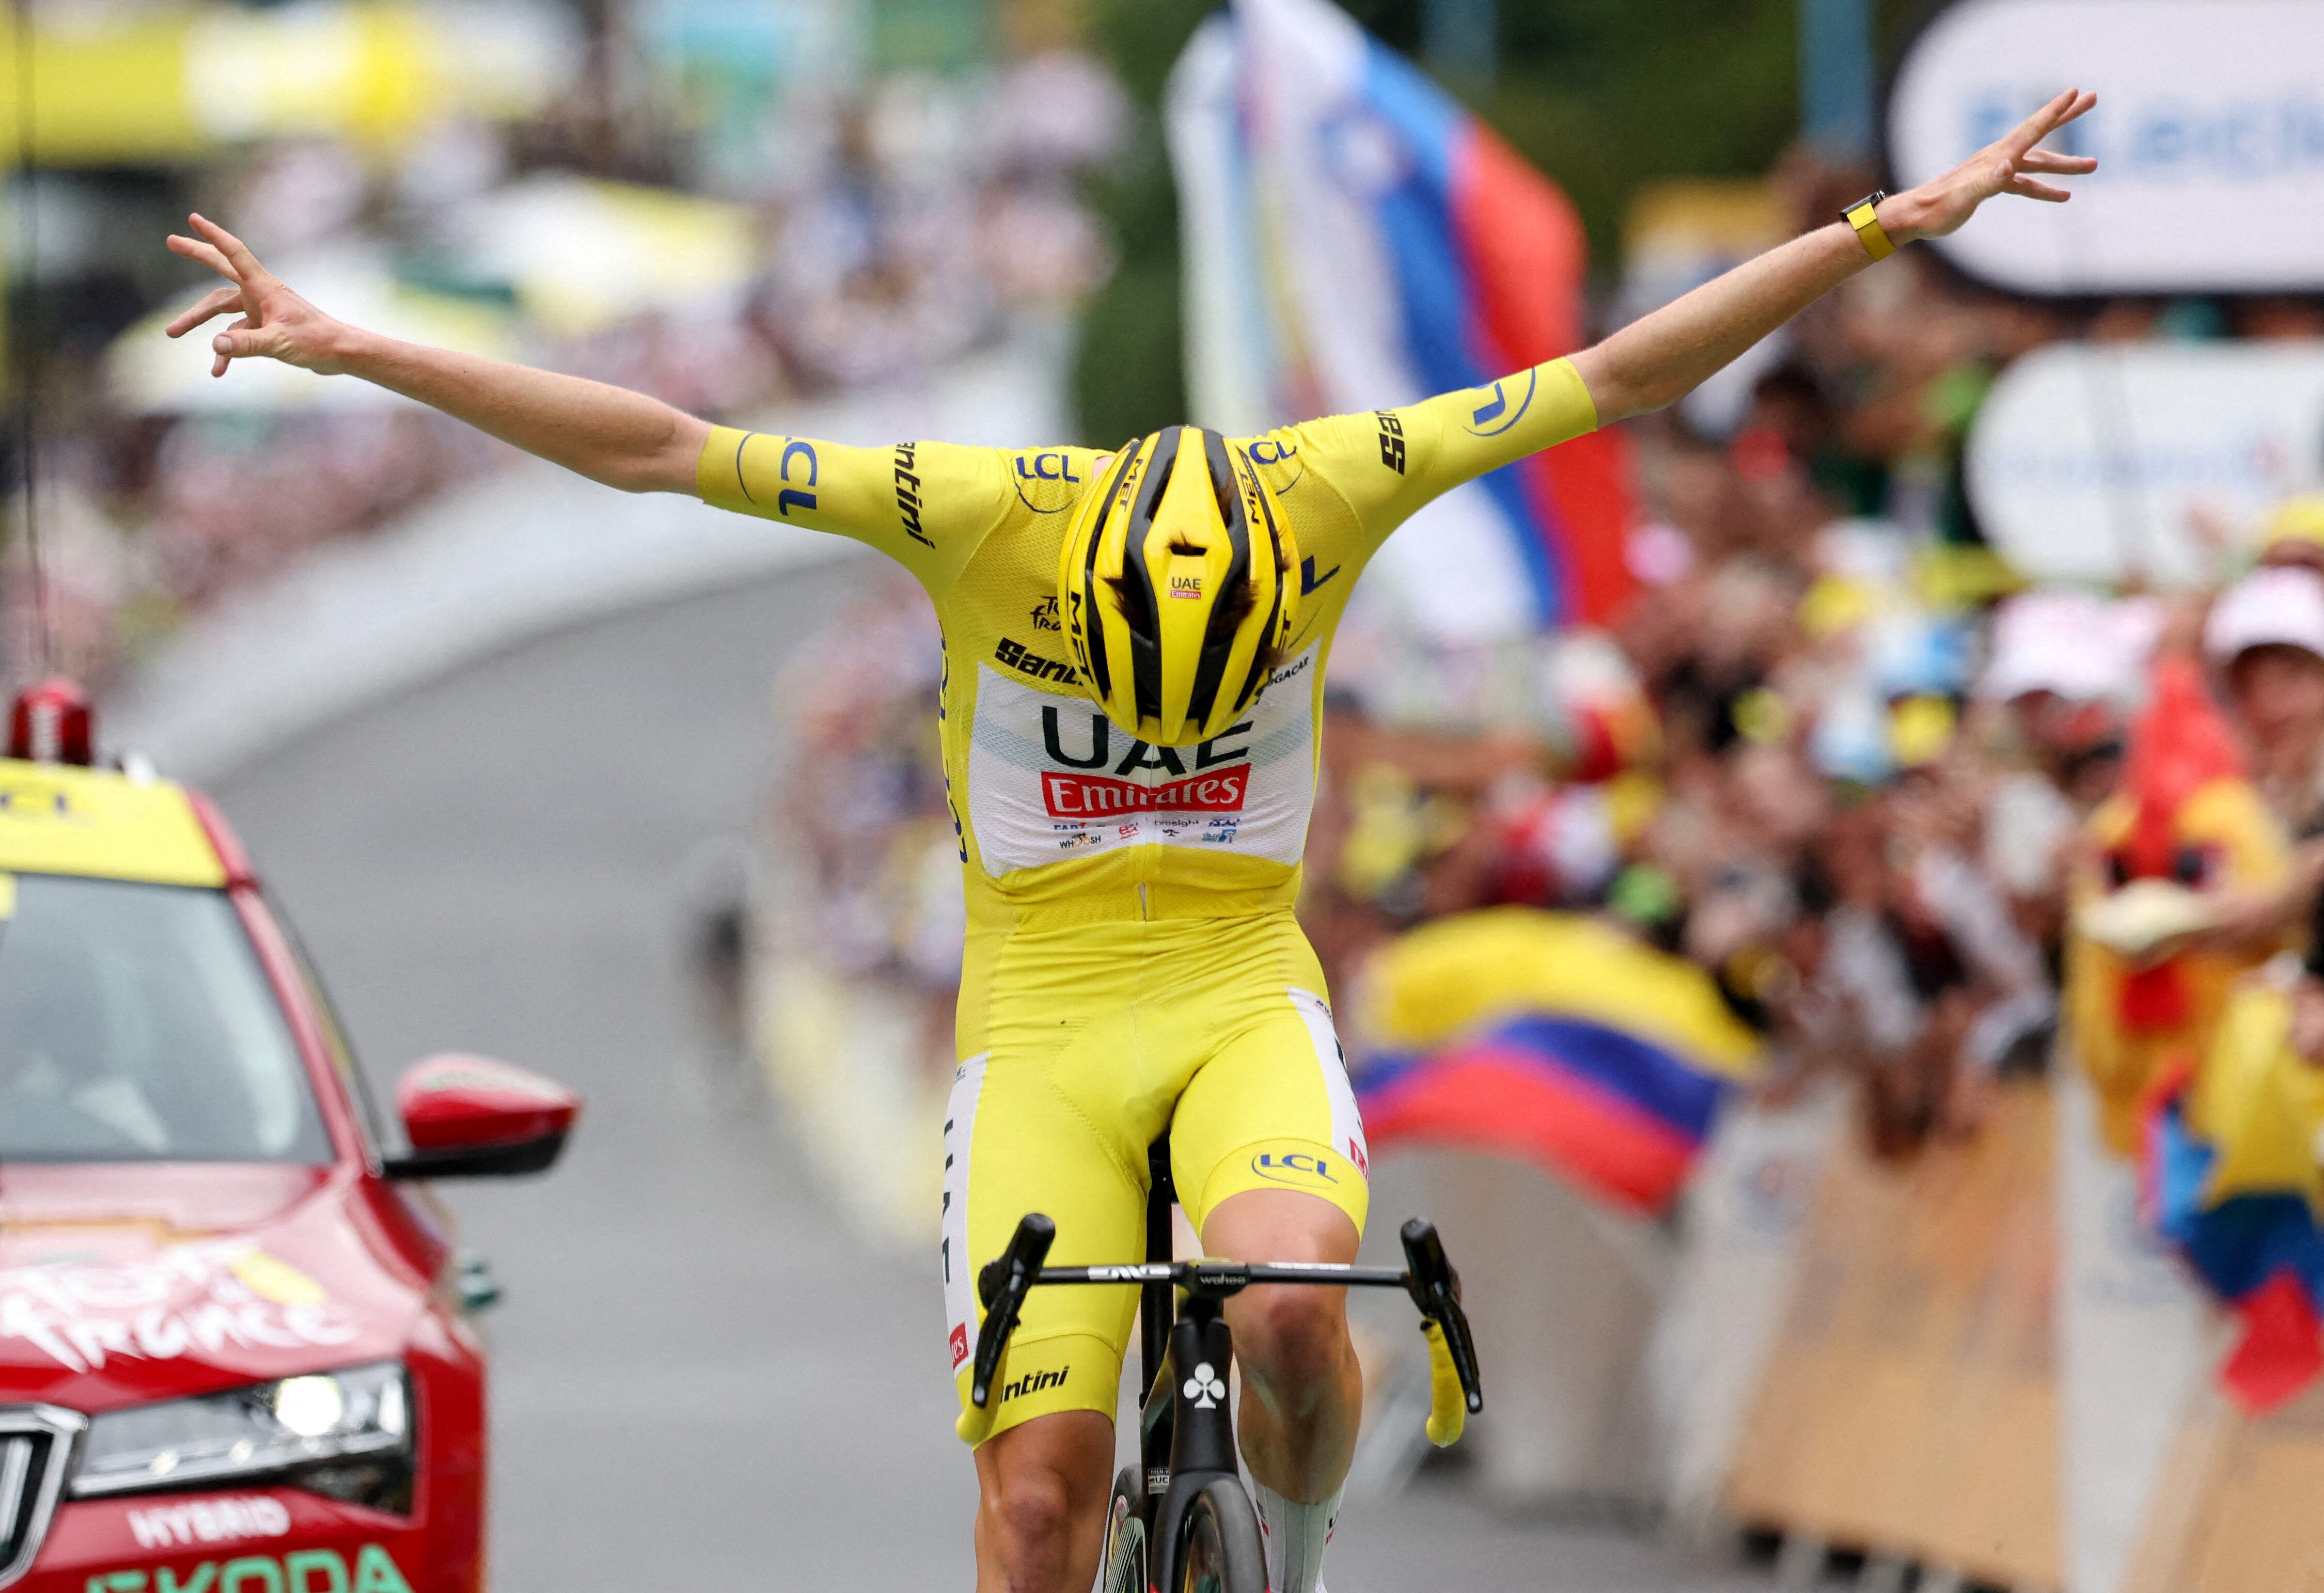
[1042,768,1248,818]
[1001,1366,1070,1402]
[1169,574,1204,601]
[1251,1151,1337,1187]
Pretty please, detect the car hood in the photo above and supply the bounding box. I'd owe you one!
[0,1162,426,1413]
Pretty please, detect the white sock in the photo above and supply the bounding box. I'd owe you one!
[1252,1479,1340,1593]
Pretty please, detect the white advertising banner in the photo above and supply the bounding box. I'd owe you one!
[1965,340,2324,587]
[1888,0,2324,294]
[1648,1083,1847,1531]
[2053,1069,2210,1593]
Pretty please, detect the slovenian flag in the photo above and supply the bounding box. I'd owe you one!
[1167,0,1636,640]
[1354,909,1763,1212]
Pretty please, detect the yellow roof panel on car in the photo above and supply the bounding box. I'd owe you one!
[0,757,227,887]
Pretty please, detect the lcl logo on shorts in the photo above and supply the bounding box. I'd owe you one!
[1251,1151,1338,1188]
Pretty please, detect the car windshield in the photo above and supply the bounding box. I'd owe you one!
[0,871,331,1162]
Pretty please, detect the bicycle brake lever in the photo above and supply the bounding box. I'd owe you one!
[969,1214,1056,1410]
[1431,1285,1483,1415]
[1400,1219,1482,1416]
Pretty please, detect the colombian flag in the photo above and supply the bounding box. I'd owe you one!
[2144,982,2324,1412]
[1355,909,1762,1212]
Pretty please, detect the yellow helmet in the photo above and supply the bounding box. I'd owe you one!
[1059,426,1299,747]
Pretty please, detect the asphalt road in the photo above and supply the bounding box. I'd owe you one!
[211,557,1766,1591]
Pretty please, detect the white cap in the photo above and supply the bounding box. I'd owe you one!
[1978,588,2155,703]
[2205,566,2324,666]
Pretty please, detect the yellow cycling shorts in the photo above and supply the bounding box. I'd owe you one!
[939,909,1370,1445]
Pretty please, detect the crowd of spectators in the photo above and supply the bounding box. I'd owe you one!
[771,159,2324,1168]
[6,43,1124,693]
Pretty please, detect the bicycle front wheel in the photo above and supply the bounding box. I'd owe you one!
[1174,1477,1267,1593]
[1101,1465,1146,1593]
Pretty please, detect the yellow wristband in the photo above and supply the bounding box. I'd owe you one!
[1846,199,1895,262]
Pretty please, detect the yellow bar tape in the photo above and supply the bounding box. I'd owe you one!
[1421,1320,1466,1448]
[1846,199,1896,262]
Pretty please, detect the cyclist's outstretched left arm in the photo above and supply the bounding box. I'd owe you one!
[166,214,709,496]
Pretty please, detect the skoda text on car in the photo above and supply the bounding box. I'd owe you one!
[0,680,580,1593]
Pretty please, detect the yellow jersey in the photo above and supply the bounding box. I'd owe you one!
[697,357,1599,938]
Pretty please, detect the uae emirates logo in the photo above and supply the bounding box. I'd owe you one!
[1041,768,1247,818]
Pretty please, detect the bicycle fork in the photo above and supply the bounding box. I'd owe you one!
[1139,1298,1244,1591]
[1133,1145,1249,1591]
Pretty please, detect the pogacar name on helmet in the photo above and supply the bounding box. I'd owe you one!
[892,443,934,549]
[1001,1365,1070,1401]
[995,637,1078,684]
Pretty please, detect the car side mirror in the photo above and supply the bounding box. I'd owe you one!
[382,1054,580,1179]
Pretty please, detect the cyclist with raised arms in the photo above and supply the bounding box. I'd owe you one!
[164,89,2094,1593]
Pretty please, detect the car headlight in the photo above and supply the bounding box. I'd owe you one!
[71,1361,413,1512]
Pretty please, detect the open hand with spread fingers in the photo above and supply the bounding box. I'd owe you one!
[1882,87,2099,244]
[164,213,352,378]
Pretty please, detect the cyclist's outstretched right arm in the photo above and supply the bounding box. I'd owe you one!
[166,213,711,496]
[163,213,1009,589]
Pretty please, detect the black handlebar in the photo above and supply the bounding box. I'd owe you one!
[969,1213,1055,1410]
[1400,1218,1482,1414]
[967,1210,1484,1421]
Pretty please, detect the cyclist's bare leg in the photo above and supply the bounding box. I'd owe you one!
[1201,1188,1363,1501]
[972,1408,1112,1593]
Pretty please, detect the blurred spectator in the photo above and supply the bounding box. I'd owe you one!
[13,26,1128,695]
[2207,568,2324,839]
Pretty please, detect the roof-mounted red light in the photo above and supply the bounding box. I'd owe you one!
[8,677,94,765]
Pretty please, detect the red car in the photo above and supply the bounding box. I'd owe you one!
[1,682,580,1593]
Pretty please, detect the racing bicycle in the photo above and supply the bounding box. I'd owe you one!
[963,1139,1483,1593]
